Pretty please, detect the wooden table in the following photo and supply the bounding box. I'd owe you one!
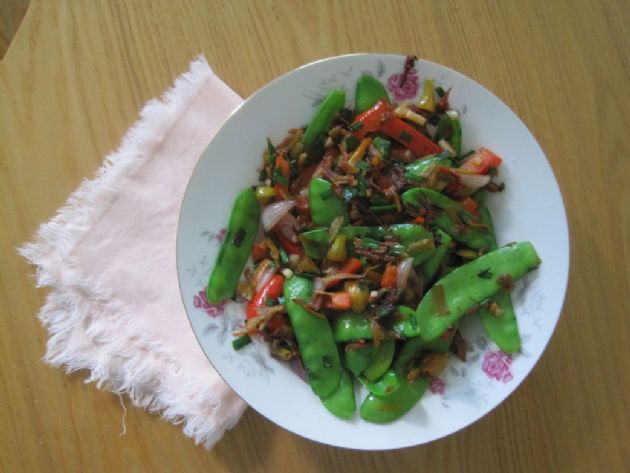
[1,1,628,471]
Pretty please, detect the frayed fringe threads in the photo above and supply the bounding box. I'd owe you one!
[19,56,246,449]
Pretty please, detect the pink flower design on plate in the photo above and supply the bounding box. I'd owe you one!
[429,377,446,395]
[482,350,513,383]
[214,228,226,243]
[386,68,419,101]
[193,289,226,318]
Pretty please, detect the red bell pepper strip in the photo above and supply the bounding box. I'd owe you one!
[273,228,304,256]
[325,257,363,289]
[381,117,442,157]
[459,147,503,174]
[351,99,393,139]
[246,274,284,319]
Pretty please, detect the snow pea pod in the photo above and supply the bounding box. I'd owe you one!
[477,207,521,353]
[300,224,432,263]
[284,276,341,397]
[308,178,348,227]
[301,226,384,260]
[362,339,395,381]
[421,229,453,288]
[359,316,458,422]
[402,187,494,250]
[415,242,541,342]
[360,375,431,424]
[320,368,356,419]
[331,311,418,341]
[207,188,260,303]
[358,370,401,397]
[436,114,462,156]
[397,306,456,353]
[355,74,390,113]
[390,224,435,265]
[405,154,452,183]
[303,89,346,153]
[343,343,375,377]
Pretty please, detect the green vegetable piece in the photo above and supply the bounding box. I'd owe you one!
[303,89,346,153]
[436,114,462,156]
[232,334,251,351]
[355,74,390,113]
[308,178,348,227]
[477,206,521,353]
[397,307,455,353]
[331,311,417,341]
[320,368,356,419]
[405,155,453,183]
[358,370,401,397]
[371,136,391,160]
[402,187,494,250]
[301,226,377,260]
[389,223,435,266]
[284,276,341,397]
[343,343,375,377]
[301,224,433,263]
[362,339,395,381]
[392,336,425,372]
[471,189,488,206]
[421,229,453,287]
[360,376,431,424]
[414,242,541,342]
[207,188,260,303]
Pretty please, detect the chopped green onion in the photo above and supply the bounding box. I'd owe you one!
[232,335,251,351]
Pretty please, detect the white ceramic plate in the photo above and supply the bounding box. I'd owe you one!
[176,54,569,450]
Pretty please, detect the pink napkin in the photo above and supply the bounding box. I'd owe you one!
[20,56,247,448]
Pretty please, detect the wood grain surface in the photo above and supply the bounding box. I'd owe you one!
[1,1,629,472]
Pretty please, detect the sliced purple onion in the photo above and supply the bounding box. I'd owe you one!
[397,257,415,291]
[261,200,295,232]
[255,264,277,292]
[457,173,491,190]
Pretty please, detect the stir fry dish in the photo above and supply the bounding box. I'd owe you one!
[206,65,541,423]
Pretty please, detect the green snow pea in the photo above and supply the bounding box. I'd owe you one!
[301,226,384,260]
[390,224,435,266]
[471,189,488,206]
[436,114,462,156]
[303,89,346,154]
[284,276,341,397]
[320,368,356,419]
[300,224,433,263]
[414,242,541,342]
[421,229,453,287]
[359,375,431,423]
[330,310,418,341]
[358,370,401,397]
[207,188,260,303]
[477,207,521,353]
[355,74,390,113]
[343,343,375,377]
[362,339,395,381]
[359,316,459,422]
[397,306,456,353]
[308,178,348,227]
[405,154,453,183]
[402,187,494,250]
